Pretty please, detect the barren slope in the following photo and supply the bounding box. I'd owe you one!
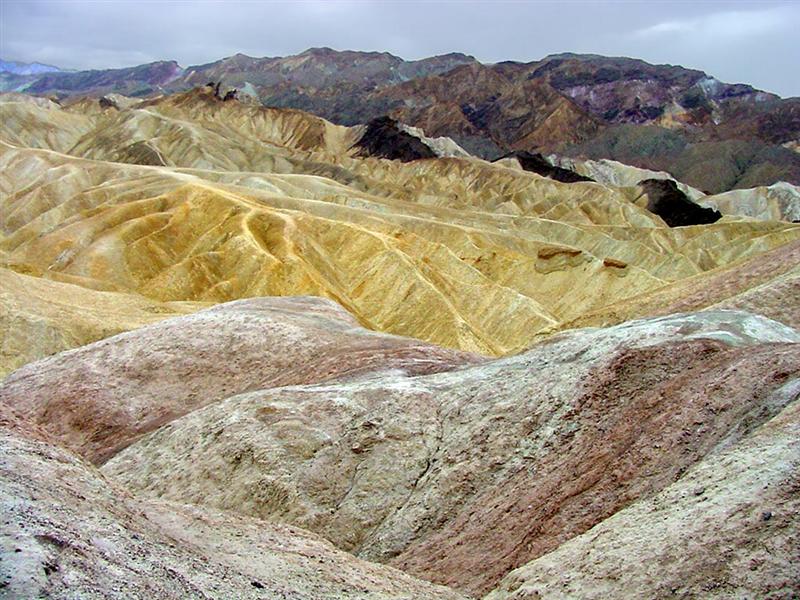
[487,398,800,599]
[6,305,790,596]
[550,238,800,334]
[0,420,464,600]
[3,90,800,358]
[2,73,800,600]
[4,295,799,597]
[0,267,205,377]
[0,297,481,464]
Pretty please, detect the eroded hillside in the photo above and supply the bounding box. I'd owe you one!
[3,88,800,362]
[1,87,800,598]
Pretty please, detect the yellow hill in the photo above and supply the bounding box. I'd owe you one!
[2,89,799,361]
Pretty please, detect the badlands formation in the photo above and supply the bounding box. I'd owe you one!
[7,49,800,193]
[1,86,800,598]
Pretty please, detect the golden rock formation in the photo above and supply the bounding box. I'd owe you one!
[2,87,799,362]
[0,266,205,377]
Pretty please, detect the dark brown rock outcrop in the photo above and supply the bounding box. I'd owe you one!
[497,150,594,183]
[353,116,438,162]
[639,178,722,226]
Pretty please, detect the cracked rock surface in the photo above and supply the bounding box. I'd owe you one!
[2,300,800,598]
[0,421,465,600]
[87,306,800,596]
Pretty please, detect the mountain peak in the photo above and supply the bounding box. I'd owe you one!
[0,58,63,75]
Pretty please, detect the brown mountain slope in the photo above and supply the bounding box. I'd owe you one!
[13,48,800,192]
[375,64,601,156]
[487,396,800,599]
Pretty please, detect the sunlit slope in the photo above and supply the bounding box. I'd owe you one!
[61,89,658,225]
[2,90,800,355]
[0,94,94,153]
[0,266,206,377]
[546,238,800,336]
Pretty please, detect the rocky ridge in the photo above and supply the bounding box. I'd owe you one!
[2,303,799,598]
[5,49,800,192]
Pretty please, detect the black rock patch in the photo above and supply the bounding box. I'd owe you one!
[495,151,595,184]
[352,116,437,162]
[638,178,721,227]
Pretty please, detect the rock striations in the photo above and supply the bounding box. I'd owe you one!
[2,305,800,598]
[1,83,800,599]
[2,87,800,358]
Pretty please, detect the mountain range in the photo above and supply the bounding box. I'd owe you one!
[3,48,799,193]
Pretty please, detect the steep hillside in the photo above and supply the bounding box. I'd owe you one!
[545,238,800,335]
[487,396,800,599]
[701,181,800,222]
[0,416,464,599]
[3,89,800,358]
[564,125,800,193]
[3,303,798,598]
[0,297,481,464]
[2,82,800,600]
[4,91,800,357]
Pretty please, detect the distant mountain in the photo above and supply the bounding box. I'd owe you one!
[178,47,477,89]
[0,59,64,93]
[8,48,800,192]
[0,59,62,75]
[24,60,184,97]
[168,48,481,142]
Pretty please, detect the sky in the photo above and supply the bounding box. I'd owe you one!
[1,0,798,97]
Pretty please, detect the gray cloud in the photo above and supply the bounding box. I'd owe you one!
[1,0,798,97]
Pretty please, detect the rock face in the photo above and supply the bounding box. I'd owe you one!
[6,303,797,597]
[638,178,722,227]
[548,154,705,200]
[353,116,438,162]
[487,398,800,599]
[700,181,800,222]
[0,424,465,600]
[396,123,471,158]
[0,297,481,464]
[4,305,799,599]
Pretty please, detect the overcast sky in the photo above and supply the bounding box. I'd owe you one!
[1,0,798,97]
